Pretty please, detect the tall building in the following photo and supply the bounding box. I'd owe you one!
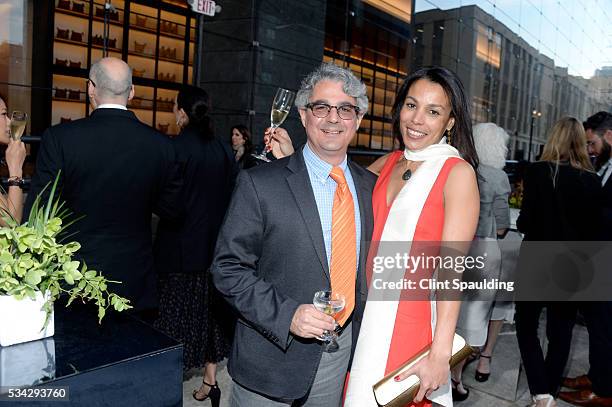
[413,4,602,161]
[552,67,601,125]
[200,0,413,152]
[323,0,412,152]
[199,0,328,147]
[591,66,612,112]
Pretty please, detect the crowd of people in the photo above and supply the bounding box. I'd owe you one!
[4,56,611,407]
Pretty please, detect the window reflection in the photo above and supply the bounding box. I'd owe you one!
[0,0,32,179]
[475,23,500,68]
[0,0,32,130]
[325,0,408,151]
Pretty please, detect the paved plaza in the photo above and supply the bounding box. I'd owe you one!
[182,316,589,407]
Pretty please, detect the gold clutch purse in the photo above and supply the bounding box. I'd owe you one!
[372,333,473,407]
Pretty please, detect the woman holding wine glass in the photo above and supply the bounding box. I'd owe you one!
[0,93,27,224]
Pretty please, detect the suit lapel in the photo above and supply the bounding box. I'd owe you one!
[348,161,373,296]
[286,153,331,282]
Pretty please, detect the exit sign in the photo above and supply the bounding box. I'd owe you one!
[191,0,216,16]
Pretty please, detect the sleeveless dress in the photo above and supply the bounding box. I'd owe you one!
[345,146,463,407]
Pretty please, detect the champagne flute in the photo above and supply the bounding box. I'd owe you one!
[252,88,295,162]
[313,290,345,353]
[10,111,28,141]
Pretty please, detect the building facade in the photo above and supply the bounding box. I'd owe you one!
[0,0,607,164]
[591,66,612,113]
[199,0,413,152]
[413,5,602,161]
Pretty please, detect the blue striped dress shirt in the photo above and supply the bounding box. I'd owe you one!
[302,143,361,269]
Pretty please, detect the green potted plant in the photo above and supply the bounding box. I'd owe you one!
[0,174,131,346]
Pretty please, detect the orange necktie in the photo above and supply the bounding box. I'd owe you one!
[329,166,356,326]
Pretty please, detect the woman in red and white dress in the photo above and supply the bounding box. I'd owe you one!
[343,67,479,407]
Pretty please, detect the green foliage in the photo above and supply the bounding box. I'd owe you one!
[0,173,131,324]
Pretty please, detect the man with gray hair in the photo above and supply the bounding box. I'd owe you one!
[212,62,375,406]
[25,57,181,315]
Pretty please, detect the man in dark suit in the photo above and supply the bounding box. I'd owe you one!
[25,57,181,314]
[211,63,376,406]
[560,114,612,406]
[596,115,612,240]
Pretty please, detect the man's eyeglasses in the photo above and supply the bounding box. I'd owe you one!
[305,103,360,120]
[86,78,96,88]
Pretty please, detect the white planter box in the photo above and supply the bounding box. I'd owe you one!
[0,292,54,347]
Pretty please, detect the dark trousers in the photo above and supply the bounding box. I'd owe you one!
[583,301,612,397]
[515,302,577,396]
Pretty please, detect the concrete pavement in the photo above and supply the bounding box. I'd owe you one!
[182,314,589,406]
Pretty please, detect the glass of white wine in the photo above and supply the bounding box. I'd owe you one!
[10,111,28,141]
[313,290,345,353]
[252,88,295,162]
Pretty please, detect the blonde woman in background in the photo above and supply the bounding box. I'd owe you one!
[0,93,27,224]
[516,117,602,407]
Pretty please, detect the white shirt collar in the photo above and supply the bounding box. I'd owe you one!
[600,158,612,186]
[97,103,127,110]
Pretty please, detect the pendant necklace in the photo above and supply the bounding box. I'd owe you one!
[402,158,412,181]
[402,168,412,181]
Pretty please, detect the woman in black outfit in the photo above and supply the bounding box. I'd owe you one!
[154,86,237,406]
[515,117,603,407]
[230,124,257,169]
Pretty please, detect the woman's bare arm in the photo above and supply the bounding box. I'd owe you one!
[367,153,393,175]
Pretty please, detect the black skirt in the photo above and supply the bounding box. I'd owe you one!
[154,271,235,370]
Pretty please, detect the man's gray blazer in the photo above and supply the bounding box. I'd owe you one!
[211,149,376,400]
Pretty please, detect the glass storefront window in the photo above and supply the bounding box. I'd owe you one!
[0,0,33,127]
[324,0,410,152]
[0,0,33,177]
[48,0,196,136]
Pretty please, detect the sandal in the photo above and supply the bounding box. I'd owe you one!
[451,378,469,402]
[192,380,221,407]
[475,354,491,382]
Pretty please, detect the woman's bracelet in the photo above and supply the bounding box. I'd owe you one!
[7,176,25,189]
